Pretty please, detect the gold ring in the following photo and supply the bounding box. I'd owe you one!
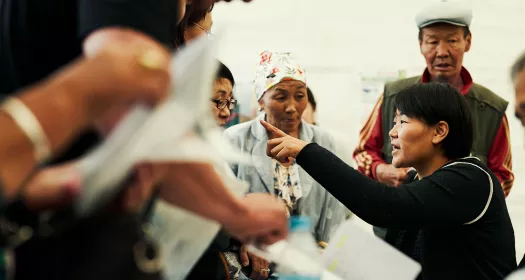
[138,49,165,70]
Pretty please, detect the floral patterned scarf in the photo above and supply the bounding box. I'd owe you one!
[254,51,306,101]
[272,159,302,216]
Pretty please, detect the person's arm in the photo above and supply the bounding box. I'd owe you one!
[158,163,287,244]
[159,163,245,223]
[0,41,170,204]
[297,143,490,229]
[353,96,386,180]
[486,114,514,197]
[0,64,94,200]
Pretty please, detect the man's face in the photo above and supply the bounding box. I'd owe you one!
[514,69,525,127]
[419,24,471,81]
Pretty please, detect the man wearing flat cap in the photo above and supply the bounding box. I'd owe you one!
[354,1,514,240]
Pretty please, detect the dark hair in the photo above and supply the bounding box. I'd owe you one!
[394,82,473,159]
[173,3,214,48]
[306,87,317,110]
[418,25,470,41]
[216,61,235,88]
[511,50,525,82]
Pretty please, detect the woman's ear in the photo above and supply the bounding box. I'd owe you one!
[432,121,449,145]
[183,30,189,43]
[465,33,472,52]
[258,99,265,112]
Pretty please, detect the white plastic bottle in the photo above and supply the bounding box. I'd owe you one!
[505,268,525,280]
[278,216,323,280]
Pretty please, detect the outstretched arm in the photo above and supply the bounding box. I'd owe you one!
[261,120,490,230]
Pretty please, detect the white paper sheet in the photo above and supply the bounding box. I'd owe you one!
[73,32,249,216]
[321,220,421,280]
[68,32,253,280]
[246,241,343,280]
[149,161,248,280]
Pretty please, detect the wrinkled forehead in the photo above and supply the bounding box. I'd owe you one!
[421,24,465,38]
[271,79,306,92]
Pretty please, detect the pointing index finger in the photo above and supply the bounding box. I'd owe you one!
[260,120,287,138]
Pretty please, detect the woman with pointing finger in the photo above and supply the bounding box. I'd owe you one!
[261,82,516,280]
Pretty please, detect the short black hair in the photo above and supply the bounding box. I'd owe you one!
[173,3,214,48]
[395,82,473,160]
[306,87,317,110]
[216,61,235,88]
[418,26,470,41]
[511,50,525,82]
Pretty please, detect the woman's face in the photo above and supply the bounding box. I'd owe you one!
[389,110,439,168]
[184,12,213,43]
[210,78,234,127]
[259,80,308,135]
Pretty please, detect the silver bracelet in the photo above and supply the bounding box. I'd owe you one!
[1,97,51,163]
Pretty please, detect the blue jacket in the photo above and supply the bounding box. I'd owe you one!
[225,114,346,242]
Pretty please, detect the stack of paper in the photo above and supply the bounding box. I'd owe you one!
[71,32,251,279]
[247,219,422,280]
[73,32,249,216]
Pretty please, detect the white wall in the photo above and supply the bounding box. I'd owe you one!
[213,0,525,260]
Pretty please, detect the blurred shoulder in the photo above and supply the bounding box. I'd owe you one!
[224,119,257,143]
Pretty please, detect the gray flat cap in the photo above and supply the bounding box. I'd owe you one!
[415,1,473,28]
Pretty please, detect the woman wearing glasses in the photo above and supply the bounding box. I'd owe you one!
[224,51,346,280]
[211,62,237,126]
[174,3,214,48]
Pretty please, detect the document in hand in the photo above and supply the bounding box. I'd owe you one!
[148,160,248,280]
[73,32,249,216]
[246,241,344,280]
[321,220,422,280]
[247,218,421,280]
[71,32,251,279]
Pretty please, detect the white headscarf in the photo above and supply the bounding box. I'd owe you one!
[254,51,306,101]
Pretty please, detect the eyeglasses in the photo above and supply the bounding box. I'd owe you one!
[210,98,237,110]
[193,22,213,40]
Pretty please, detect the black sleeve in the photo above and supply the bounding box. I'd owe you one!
[296,143,491,229]
[77,0,179,47]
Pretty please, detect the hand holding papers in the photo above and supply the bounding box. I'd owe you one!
[73,33,248,216]
[246,219,422,280]
[71,32,256,279]
[246,241,344,280]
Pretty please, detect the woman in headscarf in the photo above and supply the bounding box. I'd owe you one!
[224,51,346,280]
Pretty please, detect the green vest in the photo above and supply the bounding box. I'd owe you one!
[381,76,508,164]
